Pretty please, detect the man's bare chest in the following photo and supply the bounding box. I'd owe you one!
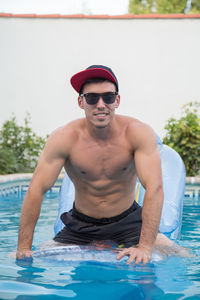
[65,139,135,180]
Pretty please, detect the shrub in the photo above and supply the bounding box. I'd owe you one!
[163,102,200,176]
[0,114,46,174]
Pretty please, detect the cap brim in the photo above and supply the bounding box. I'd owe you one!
[70,68,117,93]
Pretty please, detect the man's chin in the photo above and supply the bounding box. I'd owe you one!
[92,119,109,128]
[95,124,108,129]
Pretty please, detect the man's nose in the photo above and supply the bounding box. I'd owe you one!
[96,97,105,109]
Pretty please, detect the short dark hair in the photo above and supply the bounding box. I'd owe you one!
[79,78,118,95]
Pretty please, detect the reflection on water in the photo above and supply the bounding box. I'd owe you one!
[11,255,196,300]
[0,190,200,299]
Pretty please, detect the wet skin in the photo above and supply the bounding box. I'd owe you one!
[17,81,165,264]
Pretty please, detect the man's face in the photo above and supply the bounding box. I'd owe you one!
[78,81,120,128]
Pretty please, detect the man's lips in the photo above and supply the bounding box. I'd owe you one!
[94,113,108,120]
[94,112,109,116]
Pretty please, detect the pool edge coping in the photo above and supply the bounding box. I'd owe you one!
[0,172,64,184]
[186,177,200,184]
[0,173,200,184]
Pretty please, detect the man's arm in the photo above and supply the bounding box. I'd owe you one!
[117,122,164,265]
[16,129,68,259]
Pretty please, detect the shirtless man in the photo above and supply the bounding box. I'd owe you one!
[16,65,175,264]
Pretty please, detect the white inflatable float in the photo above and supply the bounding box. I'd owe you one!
[33,244,165,263]
[35,136,186,262]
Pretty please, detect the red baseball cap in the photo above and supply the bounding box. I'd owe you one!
[70,65,119,94]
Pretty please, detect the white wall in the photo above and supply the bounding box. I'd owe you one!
[0,16,200,138]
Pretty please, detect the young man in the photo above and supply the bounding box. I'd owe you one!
[16,65,177,264]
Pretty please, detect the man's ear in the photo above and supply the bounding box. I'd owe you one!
[115,95,120,108]
[78,96,84,109]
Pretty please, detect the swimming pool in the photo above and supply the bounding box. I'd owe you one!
[0,179,200,299]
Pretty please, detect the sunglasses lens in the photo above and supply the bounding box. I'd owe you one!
[102,93,116,104]
[85,93,99,105]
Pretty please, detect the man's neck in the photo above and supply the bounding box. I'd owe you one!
[85,119,117,142]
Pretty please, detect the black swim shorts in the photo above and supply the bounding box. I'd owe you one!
[53,201,142,247]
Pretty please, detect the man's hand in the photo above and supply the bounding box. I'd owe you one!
[16,249,33,260]
[116,246,152,265]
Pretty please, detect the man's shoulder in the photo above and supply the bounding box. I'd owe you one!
[47,119,85,149]
[117,115,149,132]
[117,115,156,148]
[52,118,84,137]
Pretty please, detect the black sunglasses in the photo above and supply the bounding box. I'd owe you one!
[80,92,118,105]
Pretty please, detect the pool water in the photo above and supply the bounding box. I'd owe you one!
[0,187,200,299]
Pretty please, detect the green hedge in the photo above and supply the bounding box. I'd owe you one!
[0,114,46,174]
[163,102,200,176]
